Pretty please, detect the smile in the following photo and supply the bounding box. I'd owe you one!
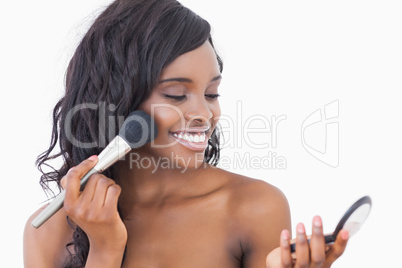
[172,132,206,143]
[169,129,210,151]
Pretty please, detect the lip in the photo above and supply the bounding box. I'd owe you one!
[169,129,210,151]
[172,127,210,133]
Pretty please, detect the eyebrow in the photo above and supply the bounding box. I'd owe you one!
[159,75,222,84]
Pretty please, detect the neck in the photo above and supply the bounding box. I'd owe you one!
[114,152,214,217]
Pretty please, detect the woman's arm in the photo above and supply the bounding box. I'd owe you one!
[24,156,127,268]
[24,204,126,268]
[24,205,73,267]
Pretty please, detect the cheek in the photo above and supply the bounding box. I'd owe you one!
[139,96,185,131]
[150,105,185,131]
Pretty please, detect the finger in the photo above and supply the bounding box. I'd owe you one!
[310,216,325,268]
[64,155,98,201]
[325,229,349,266]
[91,177,116,208]
[64,168,83,202]
[60,177,67,189]
[294,223,309,268]
[60,166,76,189]
[104,184,122,211]
[78,174,104,205]
[280,230,293,268]
[265,247,282,268]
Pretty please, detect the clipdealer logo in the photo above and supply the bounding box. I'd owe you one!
[62,100,340,169]
[301,100,339,168]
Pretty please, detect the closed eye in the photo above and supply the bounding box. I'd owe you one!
[205,94,220,100]
[163,94,186,101]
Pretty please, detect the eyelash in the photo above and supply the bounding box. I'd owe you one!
[205,94,220,100]
[163,94,220,101]
[163,94,186,101]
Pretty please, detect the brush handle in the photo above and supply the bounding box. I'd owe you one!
[31,136,132,228]
[31,168,99,228]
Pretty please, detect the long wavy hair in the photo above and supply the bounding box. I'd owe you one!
[36,0,223,267]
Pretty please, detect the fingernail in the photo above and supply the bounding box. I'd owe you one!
[297,223,306,242]
[281,230,289,247]
[88,155,98,161]
[313,215,322,234]
[341,230,349,240]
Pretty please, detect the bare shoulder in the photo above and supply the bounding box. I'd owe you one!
[211,167,291,256]
[24,204,73,268]
[212,167,289,216]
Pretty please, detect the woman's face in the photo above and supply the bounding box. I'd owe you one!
[138,41,222,170]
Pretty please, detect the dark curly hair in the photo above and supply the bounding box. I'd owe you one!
[35,0,223,267]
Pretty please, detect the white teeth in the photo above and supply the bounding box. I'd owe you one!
[173,132,206,143]
[200,133,206,142]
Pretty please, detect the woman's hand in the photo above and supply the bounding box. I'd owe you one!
[266,216,349,268]
[62,155,127,266]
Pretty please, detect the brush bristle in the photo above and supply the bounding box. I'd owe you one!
[119,110,158,148]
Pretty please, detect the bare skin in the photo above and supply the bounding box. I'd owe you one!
[24,41,348,267]
[24,159,290,268]
[116,161,291,268]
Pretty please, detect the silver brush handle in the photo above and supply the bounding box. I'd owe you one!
[31,136,131,228]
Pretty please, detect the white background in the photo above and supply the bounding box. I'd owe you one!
[1,0,401,267]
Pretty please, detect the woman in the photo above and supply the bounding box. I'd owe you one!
[24,0,349,267]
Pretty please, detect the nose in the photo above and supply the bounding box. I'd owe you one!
[184,98,213,124]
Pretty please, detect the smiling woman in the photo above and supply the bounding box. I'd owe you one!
[138,41,222,168]
[23,0,350,267]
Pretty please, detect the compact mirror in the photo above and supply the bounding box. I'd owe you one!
[291,195,372,252]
